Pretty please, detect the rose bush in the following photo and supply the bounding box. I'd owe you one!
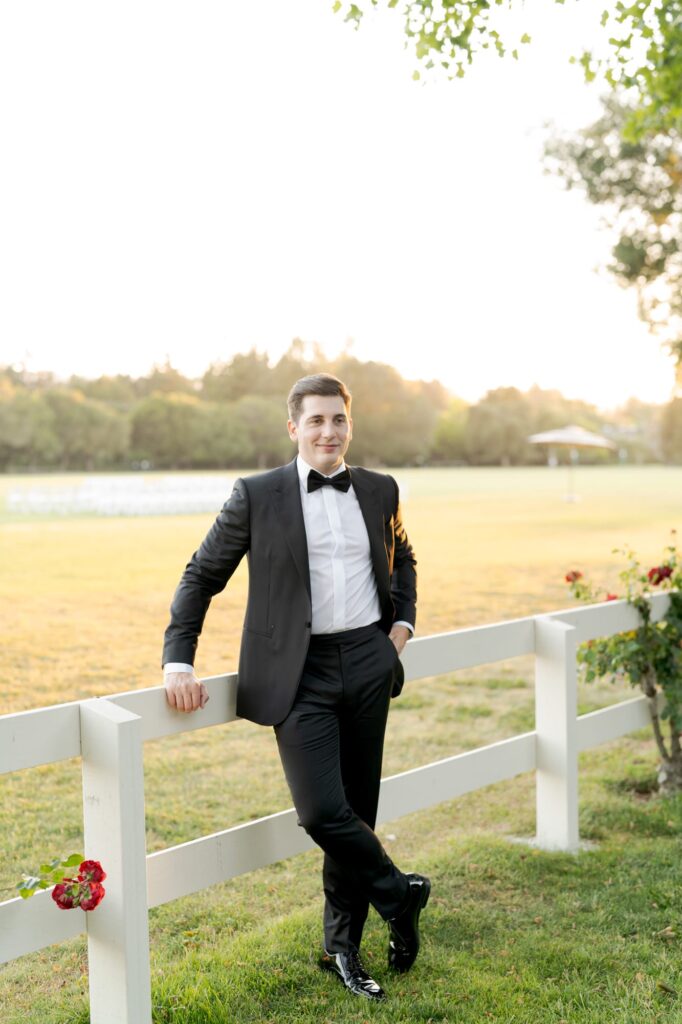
[566,530,682,794]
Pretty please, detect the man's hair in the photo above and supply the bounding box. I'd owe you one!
[287,373,352,423]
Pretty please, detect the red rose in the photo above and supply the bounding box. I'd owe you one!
[648,565,673,585]
[606,593,619,601]
[78,860,107,884]
[565,570,583,583]
[80,882,106,911]
[51,883,76,910]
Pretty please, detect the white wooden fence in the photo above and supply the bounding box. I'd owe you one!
[0,594,671,1023]
[6,475,235,517]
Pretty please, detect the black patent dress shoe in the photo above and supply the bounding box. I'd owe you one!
[387,872,431,973]
[319,947,386,1000]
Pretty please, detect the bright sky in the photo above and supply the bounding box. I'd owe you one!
[0,0,675,411]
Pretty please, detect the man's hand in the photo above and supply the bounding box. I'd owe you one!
[164,671,209,713]
[388,624,411,656]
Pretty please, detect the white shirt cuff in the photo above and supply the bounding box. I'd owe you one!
[163,662,195,676]
[393,620,414,635]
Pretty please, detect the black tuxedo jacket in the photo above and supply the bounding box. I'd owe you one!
[162,458,417,726]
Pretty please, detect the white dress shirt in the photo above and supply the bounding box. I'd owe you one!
[298,455,382,633]
[164,456,412,675]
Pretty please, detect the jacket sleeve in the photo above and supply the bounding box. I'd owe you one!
[389,477,417,630]
[162,478,251,666]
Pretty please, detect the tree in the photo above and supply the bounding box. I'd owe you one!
[68,373,138,407]
[545,95,682,369]
[195,403,254,467]
[43,389,129,470]
[339,3,682,371]
[459,385,610,466]
[430,397,469,463]
[462,387,533,466]
[337,1,682,136]
[0,383,60,469]
[608,397,664,462]
[269,338,326,398]
[232,395,292,468]
[138,358,195,397]
[661,396,682,461]
[201,349,273,403]
[130,393,207,468]
[331,355,445,465]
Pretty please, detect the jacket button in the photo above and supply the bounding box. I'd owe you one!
[305,621,311,628]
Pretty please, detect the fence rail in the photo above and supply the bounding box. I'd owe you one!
[0,593,670,1023]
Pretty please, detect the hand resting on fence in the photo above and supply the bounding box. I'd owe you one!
[164,672,210,713]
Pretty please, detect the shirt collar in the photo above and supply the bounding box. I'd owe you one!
[296,454,347,486]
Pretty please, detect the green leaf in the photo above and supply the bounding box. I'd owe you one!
[520,33,531,45]
[344,4,363,27]
[62,853,83,868]
[18,876,43,893]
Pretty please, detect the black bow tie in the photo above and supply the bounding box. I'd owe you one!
[307,468,352,494]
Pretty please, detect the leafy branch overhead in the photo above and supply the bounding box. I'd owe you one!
[334,0,682,136]
[336,2,682,368]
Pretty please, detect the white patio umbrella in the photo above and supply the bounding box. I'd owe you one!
[527,424,617,501]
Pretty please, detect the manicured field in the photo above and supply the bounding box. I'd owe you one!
[1,465,681,1023]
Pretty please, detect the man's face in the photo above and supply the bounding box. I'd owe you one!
[287,394,353,474]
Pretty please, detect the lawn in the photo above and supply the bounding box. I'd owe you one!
[1,464,682,1023]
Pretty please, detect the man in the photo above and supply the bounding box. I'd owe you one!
[163,372,430,1002]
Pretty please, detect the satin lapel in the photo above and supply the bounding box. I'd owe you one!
[272,459,311,600]
[349,468,391,596]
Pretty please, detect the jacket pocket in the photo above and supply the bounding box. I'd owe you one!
[243,624,274,638]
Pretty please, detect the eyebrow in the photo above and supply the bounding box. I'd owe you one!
[306,413,347,422]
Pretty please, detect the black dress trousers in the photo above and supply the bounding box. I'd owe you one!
[274,621,410,953]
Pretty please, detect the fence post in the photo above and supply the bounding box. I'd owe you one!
[533,617,580,852]
[80,698,152,1024]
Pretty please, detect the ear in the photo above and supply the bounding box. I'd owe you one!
[287,418,298,443]
[348,416,353,441]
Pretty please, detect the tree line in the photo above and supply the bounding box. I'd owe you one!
[1,343,680,471]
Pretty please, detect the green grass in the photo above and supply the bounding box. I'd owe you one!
[1,465,682,1022]
[3,742,682,1024]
